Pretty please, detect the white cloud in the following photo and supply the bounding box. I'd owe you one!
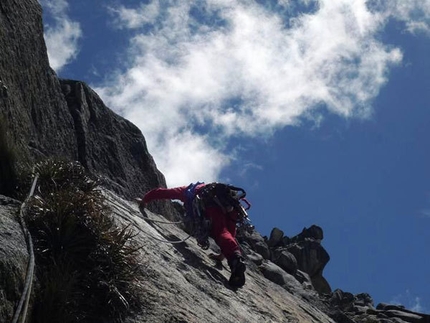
[95,0,430,187]
[391,290,427,313]
[420,193,430,218]
[108,2,160,29]
[152,131,230,186]
[370,0,430,34]
[40,0,82,71]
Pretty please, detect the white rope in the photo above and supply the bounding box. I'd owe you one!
[10,177,190,323]
[12,174,38,323]
[108,198,193,245]
[109,200,184,225]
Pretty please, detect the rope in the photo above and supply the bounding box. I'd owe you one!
[12,174,39,323]
[10,177,191,323]
[108,198,193,245]
[109,200,184,224]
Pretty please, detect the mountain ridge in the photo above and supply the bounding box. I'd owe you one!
[1,0,429,322]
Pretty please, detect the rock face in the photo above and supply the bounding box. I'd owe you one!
[0,195,29,323]
[106,191,336,323]
[60,79,166,200]
[1,1,430,323]
[241,225,331,295]
[106,192,430,323]
[0,0,76,159]
[0,0,166,203]
[325,290,430,323]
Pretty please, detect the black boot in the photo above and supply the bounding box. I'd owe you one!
[228,254,246,288]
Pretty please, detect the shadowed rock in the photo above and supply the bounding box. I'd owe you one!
[1,1,430,322]
[0,196,28,323]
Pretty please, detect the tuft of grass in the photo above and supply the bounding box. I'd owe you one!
[25,159,141,323]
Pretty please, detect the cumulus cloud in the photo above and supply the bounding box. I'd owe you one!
[95,0,429,186]
[40,0,82,71]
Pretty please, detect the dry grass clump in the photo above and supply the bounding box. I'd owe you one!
[25,159,141,323]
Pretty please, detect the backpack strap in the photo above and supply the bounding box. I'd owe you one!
[184,182,204,218]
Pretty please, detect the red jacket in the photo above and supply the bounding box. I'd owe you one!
[142,184,243,261]
[143,184,205,204]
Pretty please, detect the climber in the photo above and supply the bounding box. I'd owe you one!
[138,182,248,288]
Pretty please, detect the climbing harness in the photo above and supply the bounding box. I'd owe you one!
[105,184,254,249]
[184,182,254,249]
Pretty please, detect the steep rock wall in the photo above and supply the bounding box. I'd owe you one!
[1,1,430,323]
[0,195,28,323]
[0,0,166,201]
[0,0,76,158]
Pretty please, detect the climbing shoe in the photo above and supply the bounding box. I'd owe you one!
[228,255,246,288]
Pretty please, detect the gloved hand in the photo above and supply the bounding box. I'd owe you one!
[135,197,145,208]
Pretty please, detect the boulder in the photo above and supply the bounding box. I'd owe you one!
[384,310,424,323]
[355,293,374,307]
[294,270,314,290]
[272,248,298,275]
[267,227,284,247]
[259,261,303,293]
[312,274,332,295]
[290,225,324,243]
[286,240,330,278]
[330,289,355,309]
[376,303,430,323]
[239,229,271,259]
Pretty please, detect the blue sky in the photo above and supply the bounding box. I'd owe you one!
[39,0,430,313]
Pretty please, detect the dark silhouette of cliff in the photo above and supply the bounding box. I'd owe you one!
[1,1,429,322]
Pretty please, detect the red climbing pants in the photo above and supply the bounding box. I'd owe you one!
[142,186,242,261]
[205,206,241,261]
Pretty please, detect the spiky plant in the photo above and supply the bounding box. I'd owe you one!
[25,159,141,323]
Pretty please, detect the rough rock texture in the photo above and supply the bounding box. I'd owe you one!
[60,79,167,201]
[0,0,167,204]
[0,195,28,323]
[105,191,430,323]
[105,191,336,323]
[0,0,77,159]
[241,225,331,295]
[1,0,430,322]
[324,290,430,323]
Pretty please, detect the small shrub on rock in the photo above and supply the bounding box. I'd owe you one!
[25,159,141,323]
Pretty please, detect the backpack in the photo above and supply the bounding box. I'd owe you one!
[197,182,250,216]
[184,182,252,249]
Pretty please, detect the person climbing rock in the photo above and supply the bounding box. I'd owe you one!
[138,182,248,288]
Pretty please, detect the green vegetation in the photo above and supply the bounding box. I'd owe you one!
[25,159,141,323]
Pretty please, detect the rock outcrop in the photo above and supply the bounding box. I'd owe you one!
[1,0,430,322]
[0,0,166,204]
[325,290,430,323]
[59,79,166,201]
[240,225,331,295]
[106,191,336,323]
[0,195,28,323]
[107,191,430,323]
